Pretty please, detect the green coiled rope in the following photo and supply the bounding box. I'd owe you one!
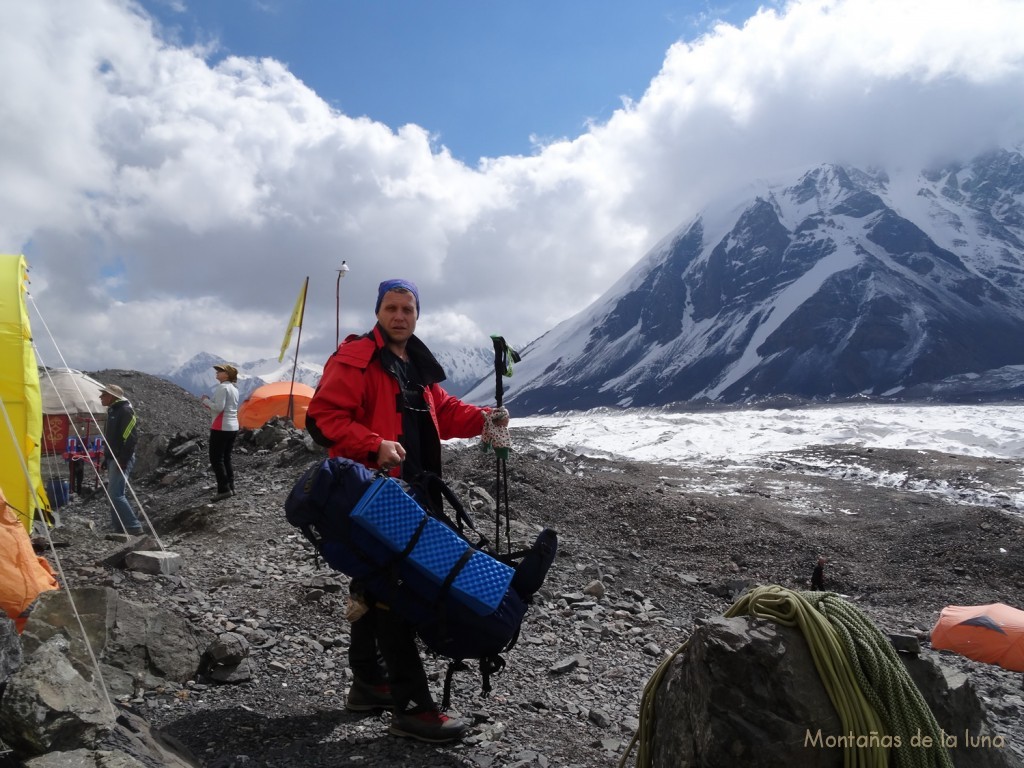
[619,585,953,768]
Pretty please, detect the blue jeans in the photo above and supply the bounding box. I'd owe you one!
[108,455,140,531]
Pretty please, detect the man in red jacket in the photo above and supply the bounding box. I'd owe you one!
[306,278,508,744]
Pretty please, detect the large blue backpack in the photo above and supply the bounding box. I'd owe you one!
[284,457,557,705]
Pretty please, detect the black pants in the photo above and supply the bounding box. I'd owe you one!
[209,429,237,493]
[349,596,433,712]
[70,459,85,494]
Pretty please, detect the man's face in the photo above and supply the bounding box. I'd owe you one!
[99,392,113,407]
[376,290,417,343]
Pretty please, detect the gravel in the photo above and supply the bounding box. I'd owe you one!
[39,370,1024,767]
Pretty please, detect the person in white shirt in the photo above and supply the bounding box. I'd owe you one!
[204,364,240,501]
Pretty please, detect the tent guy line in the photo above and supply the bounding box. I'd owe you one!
[29,295,112,496]
[2,261,118,718]
[12,473,119,720]
[27,290,162,549]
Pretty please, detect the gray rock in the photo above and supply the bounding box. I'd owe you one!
[205,632,250,666]
[901,655,1020,768]
[169,439,201,459]
[0,614,22,682]
[587,709,611,727]
[124,551,183,575]
[23,749,106,767]
[207,657,254,684]
[20,587,206,696]
[651,616,844,767]
[0,635,112,755]
[549,656,580,675]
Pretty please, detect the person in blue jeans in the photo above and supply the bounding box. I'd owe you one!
[99,383,142,535]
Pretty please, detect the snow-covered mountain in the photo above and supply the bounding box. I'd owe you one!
[162,344,492,401]
[431,345,494,397]
[161,352,324,401]
[465,148,1024,413]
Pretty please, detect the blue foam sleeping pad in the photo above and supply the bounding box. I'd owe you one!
[350,476,514,616]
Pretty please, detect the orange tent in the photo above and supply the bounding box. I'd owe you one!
[237,381,315,430]
[930,603,1024,672]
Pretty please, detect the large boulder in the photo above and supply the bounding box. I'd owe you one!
[0,635,200,766]
[0,635,112,754]
[19,586,207,697]
[650,615,1022,768]
[651,615,843,768]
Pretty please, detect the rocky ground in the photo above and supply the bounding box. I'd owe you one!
[33,370,1024,767]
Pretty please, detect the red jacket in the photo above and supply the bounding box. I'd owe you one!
[306,325,487,476]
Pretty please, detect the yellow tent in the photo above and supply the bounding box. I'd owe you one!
[0,254,50,531]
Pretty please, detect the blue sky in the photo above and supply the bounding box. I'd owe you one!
[3,0,1024,377]
[137,0,766,164]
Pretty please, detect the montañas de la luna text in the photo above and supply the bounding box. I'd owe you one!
[804,729,1007,750]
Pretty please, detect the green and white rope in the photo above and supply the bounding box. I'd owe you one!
[807,590,954,768]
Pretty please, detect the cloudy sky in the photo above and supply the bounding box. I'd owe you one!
[4,0,1024,376]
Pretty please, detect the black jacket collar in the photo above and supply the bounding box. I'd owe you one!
[371,324,446,386]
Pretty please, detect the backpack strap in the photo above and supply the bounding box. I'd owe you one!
[296,523,328,569]
[441,660,469,710]
[440,655,508,710]
[436,547,475,601]
[406,470,491,550]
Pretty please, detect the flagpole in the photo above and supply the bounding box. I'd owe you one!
[335,260,349,349]
[288,276,309,422]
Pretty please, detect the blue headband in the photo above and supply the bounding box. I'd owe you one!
[375,279,420,317]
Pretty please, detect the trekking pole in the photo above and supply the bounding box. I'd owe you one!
[482,335,519,554]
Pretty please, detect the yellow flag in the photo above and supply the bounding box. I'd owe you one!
[279,278,308,362]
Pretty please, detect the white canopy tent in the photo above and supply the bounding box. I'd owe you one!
[39,368,105,416]
[37,368,107,466]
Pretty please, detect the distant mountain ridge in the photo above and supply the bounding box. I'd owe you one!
[465,148,1024,413]
[160,352,323,402]
[162,344,492,401]
[431,345,494,398]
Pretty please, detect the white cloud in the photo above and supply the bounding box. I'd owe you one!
[3,0,1024,374]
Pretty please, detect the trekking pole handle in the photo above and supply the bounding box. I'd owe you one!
[492,335,506,408]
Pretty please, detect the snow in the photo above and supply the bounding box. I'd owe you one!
[493,403,1024,514]
[511,403,1024,463]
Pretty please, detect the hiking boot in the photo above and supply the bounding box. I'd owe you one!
[211,491,232,502]
[345,679,393,712]
[389,709,467,743]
